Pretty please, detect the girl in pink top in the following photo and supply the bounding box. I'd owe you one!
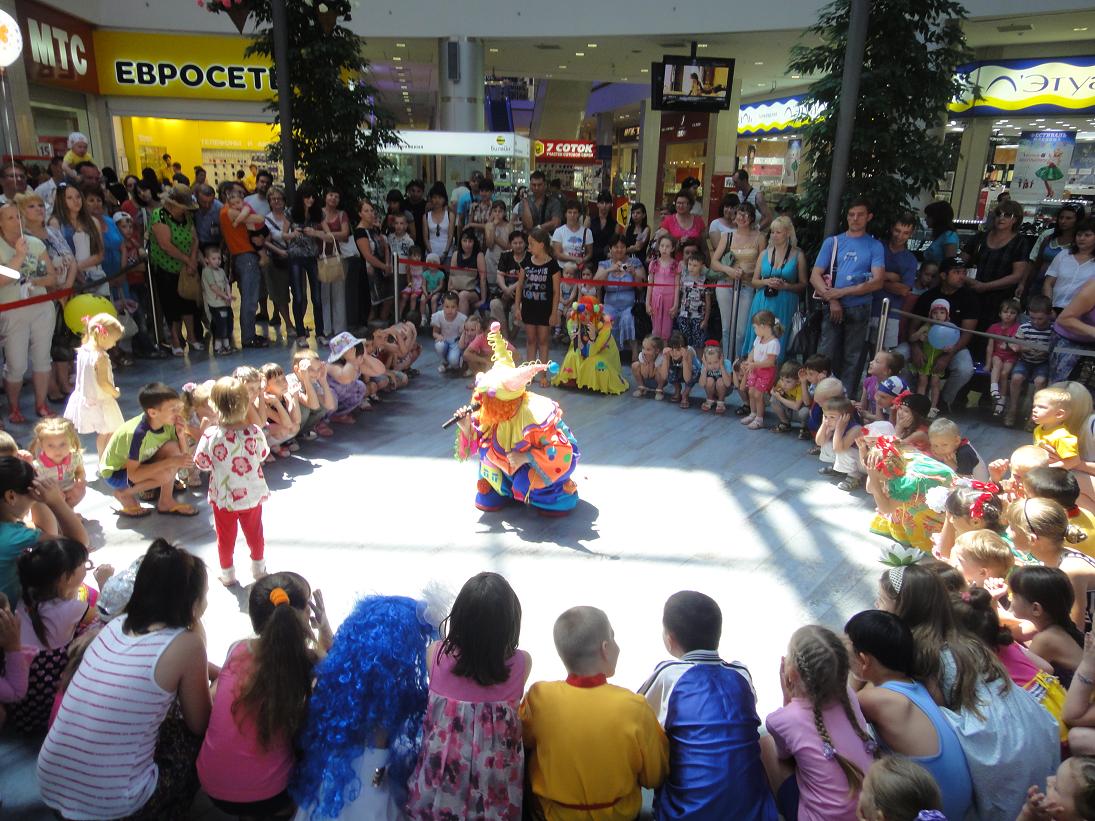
[763,625,878,821]
[197,572,332,818]
[407,572,532,820]
[646,235,681,340]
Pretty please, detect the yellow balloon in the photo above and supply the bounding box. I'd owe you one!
[63,294,117,335]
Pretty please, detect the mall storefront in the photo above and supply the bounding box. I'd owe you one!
[734,94,817,202]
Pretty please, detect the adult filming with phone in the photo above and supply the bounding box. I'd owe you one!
[597,234,647,363]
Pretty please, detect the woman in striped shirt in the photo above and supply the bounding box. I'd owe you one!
[36,539,212,820]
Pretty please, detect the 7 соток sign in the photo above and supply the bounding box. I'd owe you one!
[534,139,598,164]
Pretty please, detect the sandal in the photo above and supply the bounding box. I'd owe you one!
[747,419,765,430]
[8,409,25,424]
[157,503,199,517]
[315,422,335,436]
[679,397,690,409]
[715,401,727,415]
[993,397,1006,416]
[701,399,714,412]
[330,414,355,425]
[798,427,810,440]
[116,505,151,518]
[654,389,664,401]
[807,445,821,455]
[739,413,756,425]
[774,422,792,433]
[35,404,51,418]
[273,445,291,458]
[734,405,750,417]
[632,387,647,398]
[838,475,864,492]
[818,466,843,477]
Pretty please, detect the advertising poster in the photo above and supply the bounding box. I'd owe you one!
[1011,130,1076,203]
[1065,142,1095,197]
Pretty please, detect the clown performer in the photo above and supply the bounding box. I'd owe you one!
[454,322,580,515]
[865,434,955,552]
[552,296,629,395]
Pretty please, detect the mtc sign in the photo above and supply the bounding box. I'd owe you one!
[534,139,598,164]
[16,0,99,94]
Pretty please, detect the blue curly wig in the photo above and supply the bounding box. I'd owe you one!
[291,595,431,819]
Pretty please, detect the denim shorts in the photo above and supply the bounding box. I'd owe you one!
[1012,358,1050,383]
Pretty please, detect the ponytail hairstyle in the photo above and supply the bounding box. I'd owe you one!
[752,309,783,338]
[1005,497,1088,547]
[1009,565,1084,647]
[858,755,943,821]
[951,585,1013,650]
[786,624,877,794]
[233,572,315,749]
[440,571,522,686]
[945,485,1005,533]
[18,538,88,645]
[81,312,124,346]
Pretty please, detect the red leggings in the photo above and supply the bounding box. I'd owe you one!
[211,503,264,569]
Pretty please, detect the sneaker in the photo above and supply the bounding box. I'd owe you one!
[317,335,329,346]
[303,429,318,441]
[189,341,205,352]
[171,346,184,357]
[219,566,237,587]
[251,560,267,581]
[438,364,447,374]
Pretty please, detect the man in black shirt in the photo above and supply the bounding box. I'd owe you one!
[907,256,979,411]
[404,178,428,251]
[491,230,528,336]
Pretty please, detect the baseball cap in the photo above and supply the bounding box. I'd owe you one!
[877,375,908,397]
[939,256,968,273]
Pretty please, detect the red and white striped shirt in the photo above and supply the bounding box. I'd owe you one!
[36,618,184,820]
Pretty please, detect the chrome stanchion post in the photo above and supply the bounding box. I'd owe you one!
[393,246,400,324]
[728,281,740,360]
[876,297,890,356]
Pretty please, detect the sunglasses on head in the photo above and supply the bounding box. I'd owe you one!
[436,223,441,237]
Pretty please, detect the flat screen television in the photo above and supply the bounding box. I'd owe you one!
[651,56,735,112]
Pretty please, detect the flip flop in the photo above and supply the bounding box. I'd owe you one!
[158,503,199,517]
[116,505,152,518]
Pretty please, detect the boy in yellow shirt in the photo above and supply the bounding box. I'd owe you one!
[521,606,668,820]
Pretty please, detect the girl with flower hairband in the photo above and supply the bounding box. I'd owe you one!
[930,481,1008,562]
[875,561,1060,820]
[866,435,955,552]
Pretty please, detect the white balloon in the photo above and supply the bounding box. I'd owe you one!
[0,10,23,69]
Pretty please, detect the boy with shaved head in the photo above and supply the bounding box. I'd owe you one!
[520,606,668,820]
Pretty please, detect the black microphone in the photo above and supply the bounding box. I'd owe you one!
[441,401,481,430]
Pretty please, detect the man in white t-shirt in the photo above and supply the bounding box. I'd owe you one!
[243,170,273,217]
[551,199,594,333]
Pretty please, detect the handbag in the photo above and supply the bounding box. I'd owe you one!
[786,298,810,358]
[177,265,201,301]
[317,240,345,284]
[447,254,478,292]
[812,235,837,301]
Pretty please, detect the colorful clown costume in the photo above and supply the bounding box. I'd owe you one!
[553,296,629,395]
[455,322,580,514]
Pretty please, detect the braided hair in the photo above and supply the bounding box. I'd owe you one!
[788,625,877,795]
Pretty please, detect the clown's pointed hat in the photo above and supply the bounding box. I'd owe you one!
[474,322,552,401]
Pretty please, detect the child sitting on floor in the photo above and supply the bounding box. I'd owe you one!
[928,417,988,480]
[697,341,733,414]
[857,350,905,424]
[638,591,776,819]
[260,363,300,458]
[633,335,668,400]
[762,624,878,821]
[663,331,700,409]
[1018,757,1095,821]
[1024,466,1095,546]
[989,444,1052,501]
[1008,565,1083,688]
[816,396,864,492]
[0,594,30,730]
[935,484,1007,561]
[232,366,267,429]
[287,349,336,440]
[894,393,932,453]
[521,605,668,820]
[873,376,907,428]
[29,418,86,511]
[432,292,468,375]
[952,530,1014,588]
[462,320,515,387]
[771,360,806,434]
[325,333,371,424]
[844,610,972,821]
[800,355,833,450]
[857,756,946,821]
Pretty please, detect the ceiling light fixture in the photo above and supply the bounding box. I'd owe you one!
[575,52,585,57]
[1074,26,1089,31]
[489,47,499,53]
[558,64,567,69]
[697,43,708,48]
[392,56,402,62]
[640,68,649,73]
[395,42,406,48]
[754,61,764,65]
[587,43,597,48]
[790,74,801,79]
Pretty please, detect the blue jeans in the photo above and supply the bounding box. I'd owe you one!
[819,302,873,394]
[435,339,462,369]
[290,256,323,337]
[233,251,262,342]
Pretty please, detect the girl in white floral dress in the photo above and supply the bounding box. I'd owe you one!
[406,572,531,820]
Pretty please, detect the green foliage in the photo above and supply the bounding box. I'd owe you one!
[788,0,973,248]
[205,0,397,203]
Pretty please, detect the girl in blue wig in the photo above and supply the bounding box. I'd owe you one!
[292,595,433,820]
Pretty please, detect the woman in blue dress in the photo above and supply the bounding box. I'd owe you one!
[597,234,645,363]
[739,215,806,365]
